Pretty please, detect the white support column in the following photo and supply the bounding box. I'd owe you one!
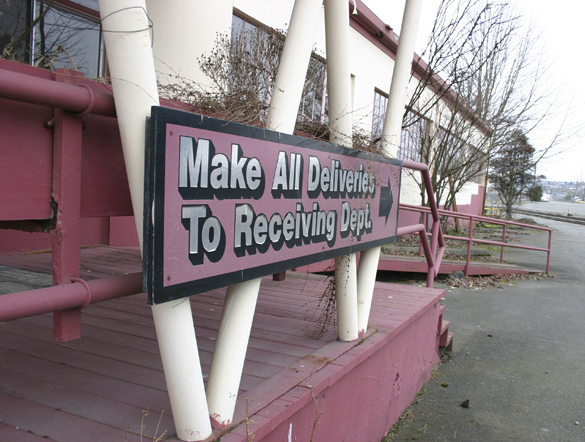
[356,246,380,335]
[266,0,323,134]
[324,0,353,147]
[334,253,359,341]
[324,0,358,342]
[98,2,212,440]
[356,0,424,336]
[205,0,323,427]
[152,299,212,440]
[380,0,424,158]
[206,279,261,427]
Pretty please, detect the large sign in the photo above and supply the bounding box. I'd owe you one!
[143,107,402,304]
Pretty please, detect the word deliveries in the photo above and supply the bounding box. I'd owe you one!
[178,136,378,264]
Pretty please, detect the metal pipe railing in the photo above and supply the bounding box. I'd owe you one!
[400,203,552,274]
[0,273,143,323]
[399,160,446,287]
[0,65,116,117]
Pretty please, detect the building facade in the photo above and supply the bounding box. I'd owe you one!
[0,0,489,251]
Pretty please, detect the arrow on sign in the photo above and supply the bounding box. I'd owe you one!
[378,177,394,225]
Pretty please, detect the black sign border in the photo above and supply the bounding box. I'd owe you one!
[144,106,402,305]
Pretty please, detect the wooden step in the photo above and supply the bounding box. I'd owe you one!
[439,326,454,348]
[440,331,454,351]
[440,320,450,337]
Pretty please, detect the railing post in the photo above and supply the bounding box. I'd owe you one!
[51,69,84,342]
[465,216,474,277]
[546,230,552,273]
[500,223,507,263]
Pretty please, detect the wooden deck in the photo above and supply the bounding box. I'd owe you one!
[0,247,446,441]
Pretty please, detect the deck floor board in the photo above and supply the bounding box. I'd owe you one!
[0,246,444,441]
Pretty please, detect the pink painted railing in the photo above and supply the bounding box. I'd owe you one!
[0,61,116,116]
[398,160,446,288]
[399,203,552,277]
[0,273,143,323]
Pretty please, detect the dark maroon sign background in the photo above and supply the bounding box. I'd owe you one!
[144,107,402,304]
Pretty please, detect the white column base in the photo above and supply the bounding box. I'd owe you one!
[152,300,212,441]
[206,278,261,427]
[335,254,359,341]
[356,246,381,336]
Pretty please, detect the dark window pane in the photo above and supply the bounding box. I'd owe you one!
[0,0,30,62]
[33,3,101,77]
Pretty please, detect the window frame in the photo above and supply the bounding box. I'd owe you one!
[1,0,104,77]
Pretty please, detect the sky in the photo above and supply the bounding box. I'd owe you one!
[364,0,585,182]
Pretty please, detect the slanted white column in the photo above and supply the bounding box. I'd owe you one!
[358,0,424,335]
[356,246,380,335]
[324,0,358,342]
[323,0,353,147]
[98,2,212,440]
[266,0,324,134]
[206,279,261,427]
[205,0,323,427]
[380,0,424,158]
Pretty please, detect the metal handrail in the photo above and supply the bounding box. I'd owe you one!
[399,160,446,287]
[399,203,552,276]
[0,61,116,116]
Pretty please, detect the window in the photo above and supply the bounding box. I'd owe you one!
[1,0,103,77]
[372,89,388,144]
[372,92,427,161]
[399,110,428,161]
[230,14,283,121]
[298,54,328,124]
[231,13,328,125]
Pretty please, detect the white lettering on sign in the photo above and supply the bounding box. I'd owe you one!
[307,157,376,199]
[179,136,265,199]
[233,202,338,256]
[181,204,225,264]
[144,107,401,304]
[271,151,303,198]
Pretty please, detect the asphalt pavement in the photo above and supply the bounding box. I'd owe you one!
[389,202,585,442]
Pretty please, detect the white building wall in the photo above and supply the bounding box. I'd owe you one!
[147,0,233,88]
[348,27,396,131]
[148,0,486,212]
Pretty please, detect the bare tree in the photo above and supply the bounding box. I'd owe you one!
[402,0,566,212]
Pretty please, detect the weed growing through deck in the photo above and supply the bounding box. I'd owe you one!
[303,273,337,339]
[140,408,167,442]
[245,398,255,442]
